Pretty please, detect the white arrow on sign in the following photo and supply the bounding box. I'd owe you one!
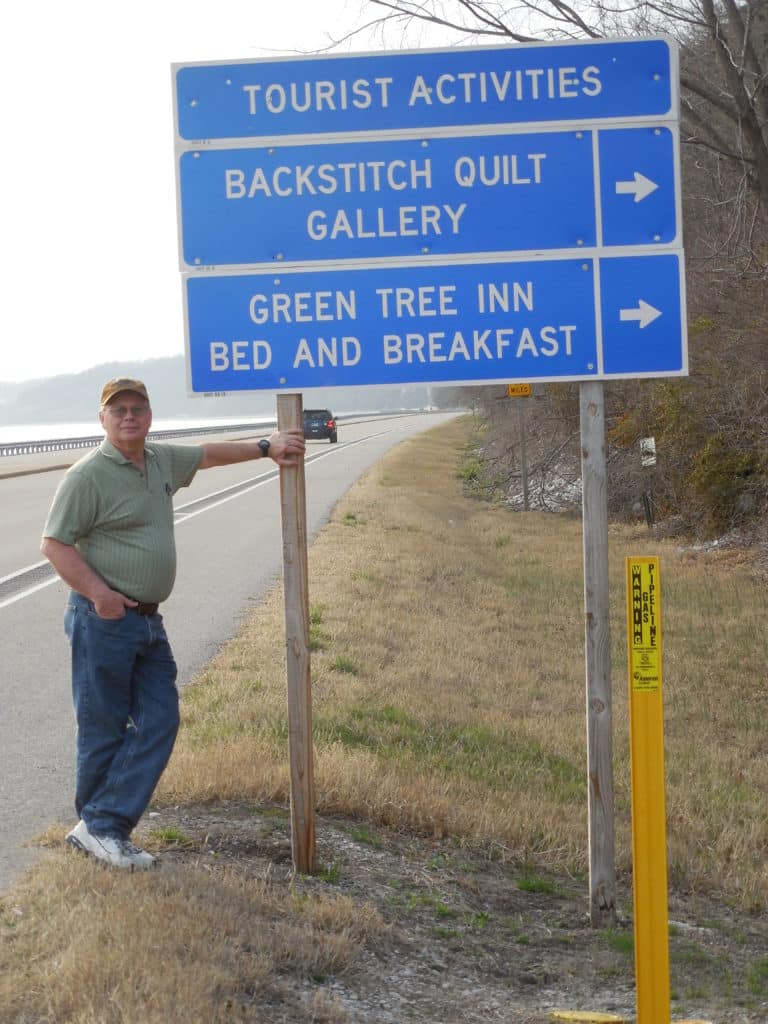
[620,300,662,329]
[615,172,659,202]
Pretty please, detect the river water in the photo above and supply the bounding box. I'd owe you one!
[0,416,276,446]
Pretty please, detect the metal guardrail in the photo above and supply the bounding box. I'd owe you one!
[0,420,274,458]
[0,410,443,459]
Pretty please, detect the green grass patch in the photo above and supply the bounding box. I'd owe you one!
[316,861,341,884]
[745,957,768,996]
[456,455,482,482]
[314,704,584,802]
[350,570,383,584]
[329,656,361,676]
[309,603,330,652]
[349,826,383,849]
[148,826,196,848]
[256,805,289,819]
[516,875,561,895]
[600,928,634,955]
[405,891,455,917]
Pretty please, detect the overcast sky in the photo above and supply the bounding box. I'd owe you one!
[1,0,454,384]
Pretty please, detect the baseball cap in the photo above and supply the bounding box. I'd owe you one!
[100,377,150,408]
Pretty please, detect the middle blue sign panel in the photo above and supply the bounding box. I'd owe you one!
[179,130,600,267]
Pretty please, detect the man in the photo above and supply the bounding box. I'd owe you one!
[41,377,305,870]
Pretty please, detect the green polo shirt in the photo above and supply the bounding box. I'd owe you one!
[43,439,203,603]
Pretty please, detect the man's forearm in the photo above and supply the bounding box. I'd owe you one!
[199,429,305,470]
[199,440,262,469]
[40,537,113,602]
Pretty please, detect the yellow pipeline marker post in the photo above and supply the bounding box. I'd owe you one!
[553,560,713,1024]
[627,556,670,1024]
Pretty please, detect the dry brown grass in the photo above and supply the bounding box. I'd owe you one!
[0,850,387,1023]
[158,416,768,907]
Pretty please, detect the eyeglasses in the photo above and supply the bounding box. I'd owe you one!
[106,405,151,418]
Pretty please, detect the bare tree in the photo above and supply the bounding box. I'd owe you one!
[347,1,768,538]
[356,1,768,221]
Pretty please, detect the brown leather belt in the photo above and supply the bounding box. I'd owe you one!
[133,601,159,616]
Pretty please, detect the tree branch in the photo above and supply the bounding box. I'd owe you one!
[367,0,538,41]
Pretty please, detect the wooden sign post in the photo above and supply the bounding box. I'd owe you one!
[277,393,316,874]
[580,381,616,924]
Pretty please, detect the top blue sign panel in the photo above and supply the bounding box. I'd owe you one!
[174,38,676,142]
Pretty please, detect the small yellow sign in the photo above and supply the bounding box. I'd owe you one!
[507,382,532,398]
[626,556,662,692]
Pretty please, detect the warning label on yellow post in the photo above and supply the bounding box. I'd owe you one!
[626,557,662,692]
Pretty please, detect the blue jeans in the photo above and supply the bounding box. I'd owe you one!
[64,592,180,839]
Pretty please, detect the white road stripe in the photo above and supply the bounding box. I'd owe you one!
[1,431,391,609]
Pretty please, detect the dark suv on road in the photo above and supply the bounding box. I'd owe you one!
[303,409,338,443]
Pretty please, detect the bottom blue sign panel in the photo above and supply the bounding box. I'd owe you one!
[184,253,686,392]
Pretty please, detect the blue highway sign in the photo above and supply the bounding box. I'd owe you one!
[179,131,595,267]
[173,37,686,388]
[183,254,686,393]
[174,38,676,142]
[598,126,678,247]
[177,125,679,268]
[600,253,685,374]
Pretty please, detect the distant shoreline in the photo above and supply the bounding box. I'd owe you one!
[0,423,272,480]
[0,416,277,446]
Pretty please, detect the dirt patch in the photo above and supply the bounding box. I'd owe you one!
[138,802,768,1023]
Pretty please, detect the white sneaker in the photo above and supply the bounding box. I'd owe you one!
[65,820,157,871]
[118,838,158,870]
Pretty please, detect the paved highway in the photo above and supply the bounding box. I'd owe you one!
[0,412,455,892]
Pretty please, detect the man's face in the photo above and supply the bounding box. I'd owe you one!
[99,390,153,448]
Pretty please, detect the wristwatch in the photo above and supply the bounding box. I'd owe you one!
[258,438,271,458]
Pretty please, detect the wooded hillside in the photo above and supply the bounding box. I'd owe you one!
[365,1,768,537]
